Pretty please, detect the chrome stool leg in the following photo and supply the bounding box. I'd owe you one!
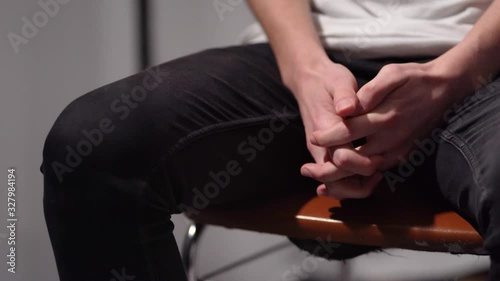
[182,222,206,281]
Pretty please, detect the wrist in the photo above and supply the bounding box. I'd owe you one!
[279,51,330,91]
[425,51,482,104]
[430,42,500,101]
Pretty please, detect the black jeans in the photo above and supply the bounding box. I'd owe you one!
[41,44,500,280]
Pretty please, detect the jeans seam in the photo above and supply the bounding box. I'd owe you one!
[167,113,300,155]
[440,129,486,193]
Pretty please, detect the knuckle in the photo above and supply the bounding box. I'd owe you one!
[337,123,353,142]
[362,82,375,94]
[315,134,328,146]
[381,110,400,127]
[381,64,400,76]
[333,150,350,167]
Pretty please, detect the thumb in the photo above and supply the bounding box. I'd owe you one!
[357,65,408,113]
[333,87,359,117]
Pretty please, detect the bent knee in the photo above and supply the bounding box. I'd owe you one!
[41,92,116,183]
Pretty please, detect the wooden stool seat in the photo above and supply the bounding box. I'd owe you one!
[186,183,486,255]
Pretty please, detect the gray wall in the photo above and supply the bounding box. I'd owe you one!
[0,1,137,280]
[0,1,490,281]
[151,0,255,62]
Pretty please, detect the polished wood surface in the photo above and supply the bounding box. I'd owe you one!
[186,182,485,255]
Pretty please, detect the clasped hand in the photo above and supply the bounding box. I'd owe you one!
[294,60,460,199]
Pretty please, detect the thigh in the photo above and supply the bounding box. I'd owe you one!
[163,48,395,211]
[435,77,500,255]
[156,45,318,210]
[41,43,317,214]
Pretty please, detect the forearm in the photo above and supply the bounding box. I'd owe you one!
[247,0,328,88]
[433,0,500,94]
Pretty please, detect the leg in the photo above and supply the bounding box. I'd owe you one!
[41,43,404,280]
[41,43,318,281]
[435,77,500,280]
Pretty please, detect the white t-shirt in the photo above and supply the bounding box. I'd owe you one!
[240,0,492,58]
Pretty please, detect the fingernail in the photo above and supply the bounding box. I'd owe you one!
[336,99,353,112]
[317,186,327,196]
[310,136,318,145]
[302,167,312,178]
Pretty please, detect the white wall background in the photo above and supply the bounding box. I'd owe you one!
[0,1,491,280]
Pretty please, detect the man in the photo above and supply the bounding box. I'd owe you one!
[41,0,500,280]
